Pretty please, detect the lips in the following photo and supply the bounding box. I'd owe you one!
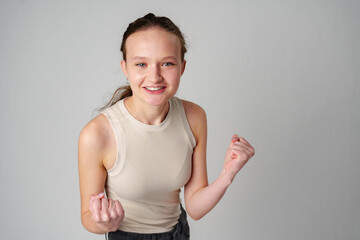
[145,87,164,91]
[143,86,166,94]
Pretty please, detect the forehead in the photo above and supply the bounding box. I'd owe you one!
[125,27,181,59]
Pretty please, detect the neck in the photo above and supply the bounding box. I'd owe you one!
[124,96,170,125]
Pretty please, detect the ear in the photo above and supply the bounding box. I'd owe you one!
[121,60,128,78]
[181,60,186,76]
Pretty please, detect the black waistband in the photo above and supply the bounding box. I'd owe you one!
[107,204,190,240]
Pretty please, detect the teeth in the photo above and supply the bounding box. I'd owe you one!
[145,87,163,91]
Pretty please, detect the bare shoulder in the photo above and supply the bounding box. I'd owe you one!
[181,99,207,141]
[79,114,111,146]
[181,99,206,118]
[78,113,115,167]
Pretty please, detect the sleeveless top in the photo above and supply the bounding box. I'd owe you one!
[101,96,196,233]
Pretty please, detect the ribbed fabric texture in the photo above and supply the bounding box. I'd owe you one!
[101,97,196,233]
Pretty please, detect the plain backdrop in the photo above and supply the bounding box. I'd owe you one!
[1,0,359,239]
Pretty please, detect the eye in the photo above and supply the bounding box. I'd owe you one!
[136,63,146,67]
[163,62,175,67]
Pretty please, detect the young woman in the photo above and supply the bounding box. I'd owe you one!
[78,13,255,240]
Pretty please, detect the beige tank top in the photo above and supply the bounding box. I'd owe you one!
[101,96,196,233]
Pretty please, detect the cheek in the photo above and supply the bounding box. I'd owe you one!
[128,69,145,80]
[164,69,182,81]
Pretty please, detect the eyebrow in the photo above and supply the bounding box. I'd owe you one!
[131,56,178,61]
[131,56,146,61]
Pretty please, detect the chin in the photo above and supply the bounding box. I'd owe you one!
[144,95,172,106]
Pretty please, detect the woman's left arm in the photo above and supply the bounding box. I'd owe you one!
[182,100,255,221]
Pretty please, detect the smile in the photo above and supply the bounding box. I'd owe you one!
[144,86,166,94]
[145,87,165,91]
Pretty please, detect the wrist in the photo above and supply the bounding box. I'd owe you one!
[220,168,233,187]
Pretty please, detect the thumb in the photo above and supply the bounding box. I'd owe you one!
[231,134,240,143]
[230,134,240,159]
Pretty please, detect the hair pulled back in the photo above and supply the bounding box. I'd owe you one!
[121,13,187,62]
[100,13,187,111]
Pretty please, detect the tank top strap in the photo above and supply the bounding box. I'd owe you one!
[170,97,196,148]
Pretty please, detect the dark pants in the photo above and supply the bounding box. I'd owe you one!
[107,205,190,240]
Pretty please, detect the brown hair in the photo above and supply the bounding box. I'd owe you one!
[99,13,187,111]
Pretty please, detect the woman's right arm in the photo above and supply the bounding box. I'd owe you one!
[78,115,124,234]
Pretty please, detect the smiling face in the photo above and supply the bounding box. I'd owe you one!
[121,27,186,107]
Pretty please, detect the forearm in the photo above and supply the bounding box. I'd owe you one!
[186,170,232,220]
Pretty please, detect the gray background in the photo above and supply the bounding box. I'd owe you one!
[1,0,359,239]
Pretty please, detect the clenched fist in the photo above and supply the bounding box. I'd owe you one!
[89,193,125,232]
[223,134,255,183]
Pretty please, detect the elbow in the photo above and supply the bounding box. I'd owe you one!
[81,215,91,232]
[186,210,206,221]
[184,200,208,221]
[189,215,202,221]
[81,212,102,234]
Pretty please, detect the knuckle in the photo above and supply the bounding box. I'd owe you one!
[109,209,116,217]
[92,214,100,223]
[119,210,125,218]
[101,213,110,222]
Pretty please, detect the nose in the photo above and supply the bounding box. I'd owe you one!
[147,65,163,83]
